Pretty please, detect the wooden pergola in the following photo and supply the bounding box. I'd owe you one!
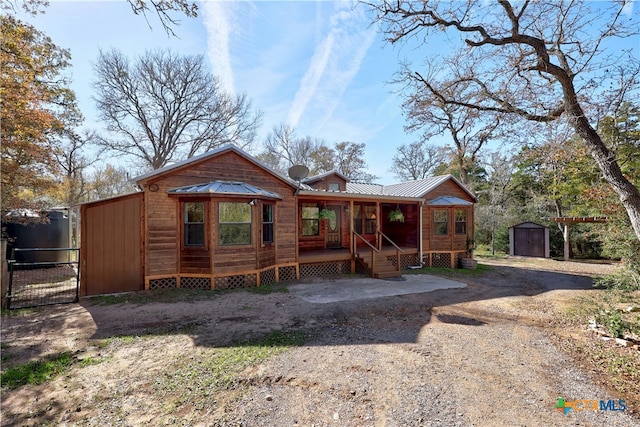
[548,217,607,261]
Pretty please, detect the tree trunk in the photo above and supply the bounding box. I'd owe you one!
[571,113,640,242]
[555,66,640,243]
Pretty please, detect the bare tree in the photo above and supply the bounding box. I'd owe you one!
[93,48,261,170]
[478,151,517,255]
[260,124,329,174]
[88,164,136,201]
[308,145,336,176]
[334,141,378,182]
[400,69,502,186]
[259,126,377,181]
[52,130,98,206]
[2,0,198,36]
[127,0,197,36]
[369,0,640,241]
[389,140,445,181]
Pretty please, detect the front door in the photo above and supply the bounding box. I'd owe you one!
[326,205,341,248]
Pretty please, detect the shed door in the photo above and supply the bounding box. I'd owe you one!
[514,228,544,257]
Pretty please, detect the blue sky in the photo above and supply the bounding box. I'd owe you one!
[19,0,418,184]
[17,1,639,184]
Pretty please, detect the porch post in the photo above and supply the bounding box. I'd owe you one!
[419,202,424,266]
[376,201,381,250]
[349,200,355,273]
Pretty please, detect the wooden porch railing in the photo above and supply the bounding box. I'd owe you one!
[352,231,379,272]
[353,231,406,274]
[376,230,404,272]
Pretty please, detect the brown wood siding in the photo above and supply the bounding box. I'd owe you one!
[423,180,474,203]
[143,151,296,277]
[421,179,475,254]
[80,193,143,296]
[146,189,178,276]
[422,206,473,252]
[258,246,276,269]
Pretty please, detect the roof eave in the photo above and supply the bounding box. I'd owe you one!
[134,145,298,190]
[297,190,423,203]
[167,190,282,200]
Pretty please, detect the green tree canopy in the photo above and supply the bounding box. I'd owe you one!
[0,14,80,213]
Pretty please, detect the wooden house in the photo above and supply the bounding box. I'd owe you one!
[79,145,476,296]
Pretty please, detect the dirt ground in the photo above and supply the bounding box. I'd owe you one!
[1,257,639,426]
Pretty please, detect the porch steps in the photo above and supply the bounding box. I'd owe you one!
[358,252,402,279]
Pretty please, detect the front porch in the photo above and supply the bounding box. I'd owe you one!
[298,245,421,279]
[298,246,468,272]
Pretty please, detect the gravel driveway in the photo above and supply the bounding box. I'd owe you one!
[1,258,637,426]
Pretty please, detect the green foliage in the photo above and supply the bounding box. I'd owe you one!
[1,352,73,389]
[90,284,292,306]
[388,208,405,223]
[0,349,106,390]
[0,14,80,212]
[594,271,640,292]
[595,309,626,338]
[155,330,305,408]
[245,282,289,294]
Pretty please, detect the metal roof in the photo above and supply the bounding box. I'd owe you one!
[167,181,282,199]
[380,176,451,198]
[345,182,385,195]
[344,175,475,200]
[426,196,473,206]
[303,169,349,183]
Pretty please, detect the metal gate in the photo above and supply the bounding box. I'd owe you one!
[7,248,79,309]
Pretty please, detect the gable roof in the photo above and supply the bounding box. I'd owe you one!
[133,145,298,189]
[303,170,349,184]
[345,175,476,200]
[167,181,282,199]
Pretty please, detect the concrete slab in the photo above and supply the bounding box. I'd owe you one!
[288,274,466,304]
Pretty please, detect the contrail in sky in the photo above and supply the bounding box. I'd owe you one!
[287,1,376,130]
[202,1,235,94]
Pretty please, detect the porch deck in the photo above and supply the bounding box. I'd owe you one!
[298,246,419,264]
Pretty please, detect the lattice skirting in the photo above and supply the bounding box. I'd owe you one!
[400,254,420,270]
[180,277,211,290]
[146,259,356,291]
[260,268,277,286]
[277,265,297,282]
[422,252,467,269]
[149,277,178,290]
[214,273,258,290]
[299,261,351,279]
